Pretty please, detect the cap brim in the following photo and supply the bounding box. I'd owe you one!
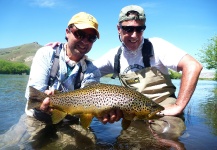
[75,24,99,38]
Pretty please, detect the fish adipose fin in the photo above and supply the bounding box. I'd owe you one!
[80,114,94,129]
[27,86,47,110]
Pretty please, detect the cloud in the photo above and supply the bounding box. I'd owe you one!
[138,2,161,15]
[139,2,159,8]
[29,0,58,8]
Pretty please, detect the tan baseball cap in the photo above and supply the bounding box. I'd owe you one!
[68,12,99,38]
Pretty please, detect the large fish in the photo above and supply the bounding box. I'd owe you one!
[27,83,164,130]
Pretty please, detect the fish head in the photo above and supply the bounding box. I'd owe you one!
[133,99,164,120]
[146,102,164,119]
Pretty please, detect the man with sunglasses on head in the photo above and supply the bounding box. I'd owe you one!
[25,12,101,123]
[93,5,202,133]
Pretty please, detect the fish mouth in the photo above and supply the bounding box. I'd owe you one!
[148,113,156,119]
[148,109,163,119]
[148,104,164,118]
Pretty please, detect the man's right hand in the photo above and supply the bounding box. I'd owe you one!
[39,89,54,113]
[39,97,52,113]
[33,89,54,123]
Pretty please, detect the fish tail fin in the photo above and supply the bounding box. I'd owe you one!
[27,86,48,110]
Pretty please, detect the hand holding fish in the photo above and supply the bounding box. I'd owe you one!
[158,103,183,116]
[98,109,123,124]
[39,97,51,113]
[39,89,54,114]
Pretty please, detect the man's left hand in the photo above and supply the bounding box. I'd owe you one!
[158,103,183,116]
[98,109,123,124]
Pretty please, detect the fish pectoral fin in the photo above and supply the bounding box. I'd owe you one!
[122,118,132,130]
[51,109,67,124]
[80,114,94,129]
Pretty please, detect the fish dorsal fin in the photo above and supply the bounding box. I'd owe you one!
[122,118,132,130]
[80,114,94,129]
[51,109,67,124]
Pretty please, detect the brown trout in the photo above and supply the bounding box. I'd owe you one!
[27,83,164,130]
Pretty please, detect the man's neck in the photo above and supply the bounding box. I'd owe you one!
[65,44,81,62]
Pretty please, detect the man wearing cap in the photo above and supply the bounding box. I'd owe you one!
[93,5,202,131]
[25,12,101,122]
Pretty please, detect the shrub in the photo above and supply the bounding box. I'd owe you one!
[0,59,30,75]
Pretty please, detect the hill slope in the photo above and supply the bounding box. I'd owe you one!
[0,42,42,67]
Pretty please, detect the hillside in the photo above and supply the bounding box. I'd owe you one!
[0,42,42,67]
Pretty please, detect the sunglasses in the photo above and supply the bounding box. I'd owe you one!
[120,25,146,33]
[69,26,97,43]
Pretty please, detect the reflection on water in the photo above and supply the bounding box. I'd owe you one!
[179,80,217,150]
[201,85,217,136]
[0,75,217,149]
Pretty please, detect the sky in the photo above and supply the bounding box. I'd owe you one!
[0,0,217,64]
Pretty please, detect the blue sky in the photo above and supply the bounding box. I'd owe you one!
[0,0,216,63]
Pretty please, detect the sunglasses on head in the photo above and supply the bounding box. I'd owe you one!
[120,25,146,33]
[69,25,97,43]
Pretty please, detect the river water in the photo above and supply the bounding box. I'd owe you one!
[0,74,217,149]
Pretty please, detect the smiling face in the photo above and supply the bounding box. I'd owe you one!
[118,19,145,51]
[65,25,97,62]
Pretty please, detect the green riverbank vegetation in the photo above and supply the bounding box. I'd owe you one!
[0,59,30,75]
[169,69,182,79]
[197,35,217,81]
